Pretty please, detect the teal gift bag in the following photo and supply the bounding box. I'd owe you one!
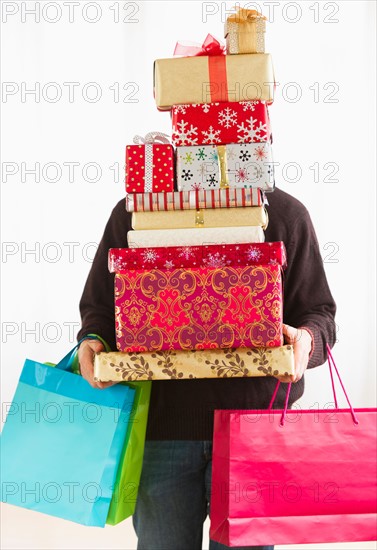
[1,338,135,527]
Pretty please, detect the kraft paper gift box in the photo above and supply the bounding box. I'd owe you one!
[114,264,284,352]
[131,206,268,230]
[94,345,294,382]
[225,9,267,55]
[154,53,275,110]
[171,100,271,146]
[176,142,275,192]
[125,188,264,212]
[127,226,265,248]
[125,142,174,193]
[109,242,287,272]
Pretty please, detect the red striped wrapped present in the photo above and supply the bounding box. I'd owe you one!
[125,188,264,212]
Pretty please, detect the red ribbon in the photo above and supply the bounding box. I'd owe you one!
[174,34,228,103]
[173,33,226,57]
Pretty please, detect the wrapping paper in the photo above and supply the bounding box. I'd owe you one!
[154,53,275,110]
[125,188,264,212]
[176,142,274,192]
[109,241,286,272]
[171,100,271,146]
[225,10,267,54]
[127,226,265,248]
[114,264,283,352]
[94,345,294,381]
[125,143,174,193]
[131,206,268,230]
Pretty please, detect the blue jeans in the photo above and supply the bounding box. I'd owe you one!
[133,440,274,550]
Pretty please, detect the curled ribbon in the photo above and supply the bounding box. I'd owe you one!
[173,33,226,57]
[133,132,171,145]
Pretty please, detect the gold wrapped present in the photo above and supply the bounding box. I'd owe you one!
[154,53,274,110]
[94,346,294,381]
[225,8,267,55]
[131,206,268,230]
[127,226,265,247]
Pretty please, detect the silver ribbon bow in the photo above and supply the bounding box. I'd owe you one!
[133,131,171,145]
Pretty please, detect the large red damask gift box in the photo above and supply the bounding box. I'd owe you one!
[171,100,271,147]
[114,264,284,352]
[109,242,287,272]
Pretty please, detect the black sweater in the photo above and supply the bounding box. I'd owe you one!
[77,188,337,439]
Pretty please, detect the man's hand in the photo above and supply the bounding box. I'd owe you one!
[275,324,313,383]
[78,339,116,389]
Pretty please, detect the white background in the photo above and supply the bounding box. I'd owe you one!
[1,1,376,549]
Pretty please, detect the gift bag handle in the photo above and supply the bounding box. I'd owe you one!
[54,335,103,371]
[268,344,359,426]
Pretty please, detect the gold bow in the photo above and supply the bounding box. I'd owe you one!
[227,7,267,24]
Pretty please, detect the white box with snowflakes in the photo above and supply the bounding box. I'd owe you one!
[176,143,275,192]
[172,100,271,147]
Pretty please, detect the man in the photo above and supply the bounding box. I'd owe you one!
[77,187,336,550]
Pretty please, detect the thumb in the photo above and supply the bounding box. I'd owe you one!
[85,339,105,353]
[282,323,299,344]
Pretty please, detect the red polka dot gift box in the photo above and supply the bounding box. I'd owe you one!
[125,132,175,194]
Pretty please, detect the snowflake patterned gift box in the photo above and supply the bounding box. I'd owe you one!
[154,53,275,110]
[114,264,284,352]
[109,242,287,272]
[93,345,294,382]
[131,206,268,230]
[224,9,267,55]
[125,188,264,212]
[171,101,271,147]
[127,226,265,248]
[176,143,275,192]
[125,143,174,193]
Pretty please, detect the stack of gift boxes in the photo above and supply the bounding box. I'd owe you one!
[94,9,295,383]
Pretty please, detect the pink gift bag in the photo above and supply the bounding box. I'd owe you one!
[210,345,377,546]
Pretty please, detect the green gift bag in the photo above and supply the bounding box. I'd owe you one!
[72,334,151,525]
[106,379,151,524]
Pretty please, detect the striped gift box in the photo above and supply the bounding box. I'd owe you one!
[126,188,264,212]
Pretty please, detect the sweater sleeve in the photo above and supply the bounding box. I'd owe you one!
[282,210,337,369]
[77,199,131,350]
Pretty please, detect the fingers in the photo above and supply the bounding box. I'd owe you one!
[274,374,295,384]
[281,325,313,383]
[95,380,117,389]
[78,339,106,389]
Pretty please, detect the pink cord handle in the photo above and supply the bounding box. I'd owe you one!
[268,344,359,426]
[268,380,292,426]
[326,344,359,424]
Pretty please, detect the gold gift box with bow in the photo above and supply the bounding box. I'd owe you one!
[154,53,274,110]
[225,8,267,55]
[94,345,294,382]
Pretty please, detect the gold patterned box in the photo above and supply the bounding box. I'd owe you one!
[154,53,274,110]
[131,206,268,230]
[225,9,267,55]
[94,345,294,381]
